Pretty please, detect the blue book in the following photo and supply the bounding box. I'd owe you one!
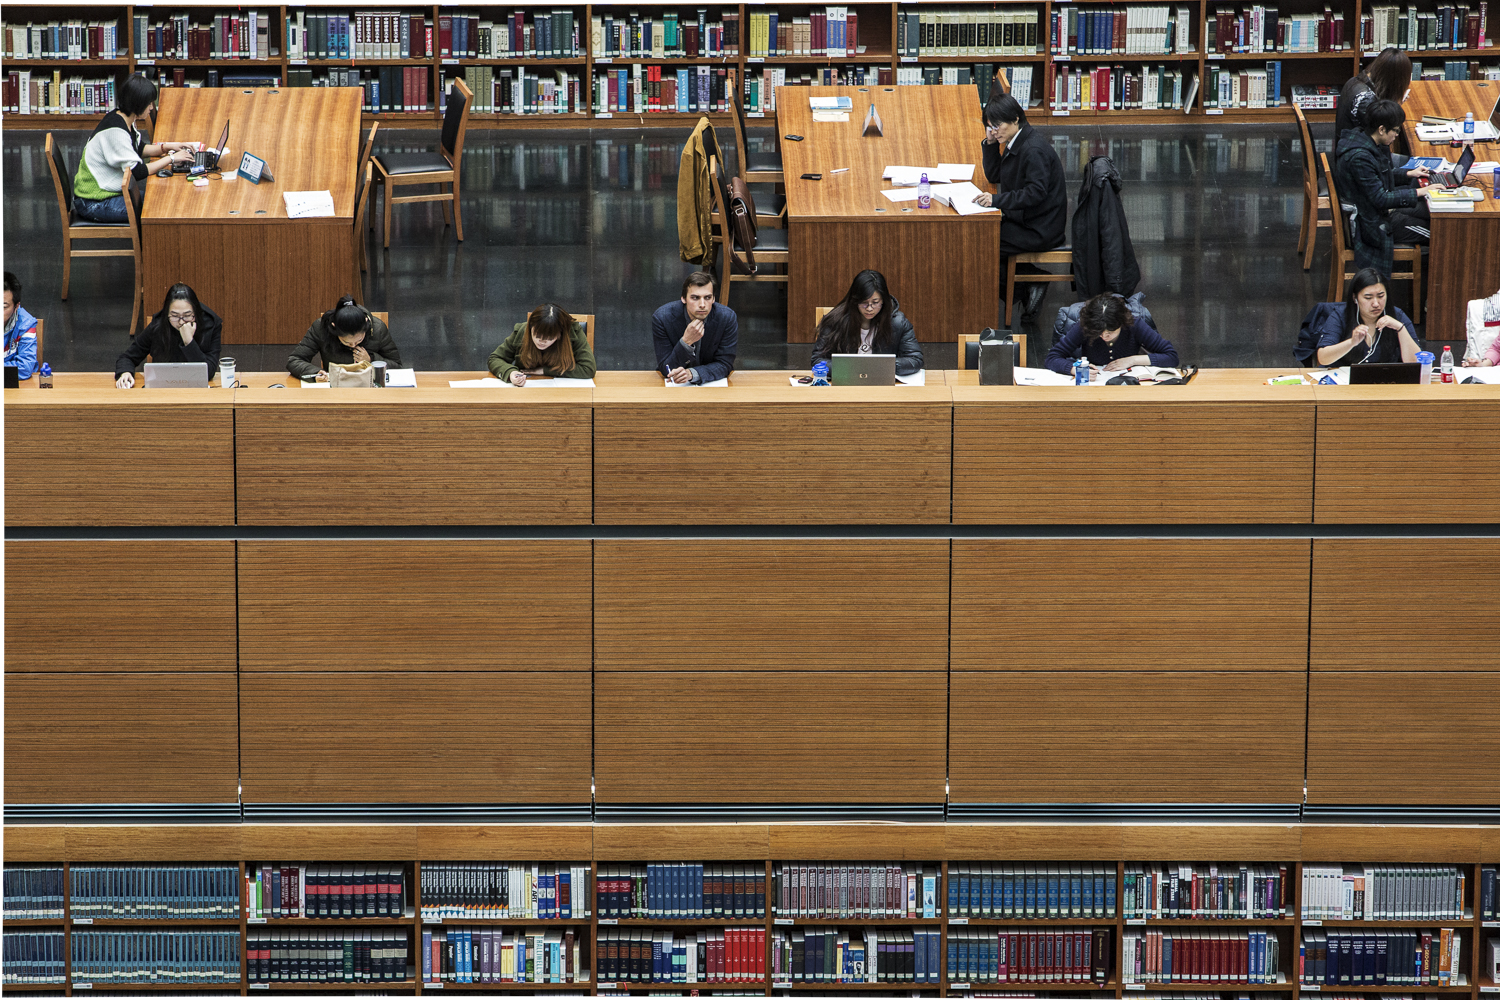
[1071,871,1082,916]
[1105,870,1117,915]
[949,872,962,915]
[1047,872,1060,916]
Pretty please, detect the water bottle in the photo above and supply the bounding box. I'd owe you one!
[1464,111,1475,136]
[1073,358,1089,385]
[917,172,931,210]
[38,362,53,389]
[1440,345,1455,383]
[1416,350,1435,384]
[811,360,830,386]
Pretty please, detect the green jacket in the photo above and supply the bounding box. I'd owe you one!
[487,321,596,381]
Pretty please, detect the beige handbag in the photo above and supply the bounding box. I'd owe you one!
[327,361,374,388]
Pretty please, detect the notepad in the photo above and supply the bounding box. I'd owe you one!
[282,190,336,218]
[382,368,417,387]
[664,377,730,387]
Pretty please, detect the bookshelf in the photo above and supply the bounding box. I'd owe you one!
[4,1,1496,130]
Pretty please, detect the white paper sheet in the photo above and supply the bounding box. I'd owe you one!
[664,378,730,387]
[282,190,336,218]
[520,377,595,387]
[895,370,926,386]
[930,181,997,215]
[936,162,976,180]
[1455,366,1500,383]
[879,187,922,202]
[300,379,332,389]
[809,95,853,110]
[382,368,417,387]
[883,165,972,185]
[811,111,850,123]
[448,377,507,387]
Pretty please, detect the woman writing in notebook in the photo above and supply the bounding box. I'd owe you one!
[809,270,923,377]
[115,283,223,388]
[1044,292,1178,379]
[488,303,597,386]
[1301,268,1420,367]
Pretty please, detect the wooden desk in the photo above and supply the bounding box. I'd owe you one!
[778,86,1003,343]
[1401,80,1500,336]
[144,87,361,344]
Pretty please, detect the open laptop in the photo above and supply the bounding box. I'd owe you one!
[829,353,897,386]
[1431,144,1475,189]
[144,362,210,388]
[174,119,229,173]
[1349,362,1421,385]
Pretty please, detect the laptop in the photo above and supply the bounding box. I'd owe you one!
[174,119,230,173]
[1349,362,1422,385]
[1432,144,1475,189]
[144,362,210,388]
[829,353,897,386]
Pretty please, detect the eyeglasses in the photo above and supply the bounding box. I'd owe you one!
[168,311,195,322]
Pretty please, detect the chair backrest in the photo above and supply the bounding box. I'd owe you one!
[1292,103,1320,195]
[357,121,378,189]
[122,168,142,237]
[33,317,44,366]
[706,154,738,291]
[1319,152,1353,257]
[372,311,389,327]
[45,133,74,222]
[728,69,751,178]
[994,66,1011,95]
[572,313,596,351]
[353,161,372,234]
[441,77,472,163]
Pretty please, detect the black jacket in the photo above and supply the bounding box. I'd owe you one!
[982,123,1068,254]
[287,312,403,381]
[1334,127,1419,277]
[115,303,223,381]
[810,299,923,377]
[1335,74,1376,140]
[1070,155,1139,300]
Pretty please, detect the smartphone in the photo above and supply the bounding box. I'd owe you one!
[784,134,805,141]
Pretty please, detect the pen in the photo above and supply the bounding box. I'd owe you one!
[829,167,849,174]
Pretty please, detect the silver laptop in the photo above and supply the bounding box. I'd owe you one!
[144,362,209,388]
[829,353,897,386]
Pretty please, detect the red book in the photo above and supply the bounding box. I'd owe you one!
[847,10,858,53]
[438,14,452,57]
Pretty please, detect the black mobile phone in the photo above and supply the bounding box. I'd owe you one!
[784,134,805,141]
[801,172,822,180]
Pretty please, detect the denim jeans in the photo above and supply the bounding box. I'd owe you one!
[73,194,127,223]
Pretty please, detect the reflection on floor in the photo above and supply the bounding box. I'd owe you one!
[3,122,1410,376]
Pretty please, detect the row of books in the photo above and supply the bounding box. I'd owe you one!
[1293,82,1341,107]
[1205,62,1284,107]
[593,9,740,57]
[246,929,409,983]
[774,926,942,984]
[745,9,859,58]
[596,864,766,920]
[774,864,939,920]
[1052,7,1195,55]
[423,926,588,984]
[71,930,241,986]
[133,12,273,61]
[898,8,1043,57]
[1123,864,1289,921]
[2,20,119,60]
[1299,928,1466,986]
[153,67,278,88]
[1054,64,1195,111]
[598,927,765,984]
[2,932,64,986]
[947,927,1113,984]
[2,866,64,920]
[71,865,240,920]
[1364,2,1491,49]
[289,65,428,112]
[948,865,1119,920]
[419,863,590,921]
[1300,864,1468,920]
[749,65,889,108]
[244,865,406,921]
[595,64,730,113]
[1,70,113,114]
[442,10,579,59]
[1214,6,1352,51]
[1415,59,1500,78]
[1122,929,1284,985]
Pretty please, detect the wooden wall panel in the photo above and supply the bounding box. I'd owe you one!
[238,541,592,671]
[416,825,593,861]
[1315,400,1500,522]
[595,672,946,803]
[65,826,244,862]
[4,673,239,803]
[240,826,419,860]
[595,540,950,671]
[952,400,1315,523]
[1306,671,1500,804]
[233,402,592,525]
[951,540,1311,670]
[949,671,1306,803]
[1311,539,1499,671]
[240,672,591,803]
[943,825,1300,861]
[593,825,771,861]
[592,399,952,524]
[5,541,237,673]
[4,401,235,526]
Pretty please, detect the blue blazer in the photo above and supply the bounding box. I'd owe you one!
[651,301,738,383]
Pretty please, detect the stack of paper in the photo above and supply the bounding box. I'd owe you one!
[809,95,853,110]
[282,190,336,218]
[879,181,996,215]
[882,163,977,185]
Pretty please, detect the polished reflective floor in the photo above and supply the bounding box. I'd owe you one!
[3,121,1397,375]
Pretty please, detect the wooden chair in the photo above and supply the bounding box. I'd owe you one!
[351,162,373,302]
[1320,152,1422,321]
[32,318,44,367]
[45,132,143,334]
[356,121,378,270]
[1004,249,1073,327]
[572,313,595,351]
[730,77,783,186]
[374,77,471,249]
[708,154,789,309]
[1293,103,1333,272]
[957,331,1028,369]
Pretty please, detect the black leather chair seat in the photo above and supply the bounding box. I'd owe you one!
[67,212,129,229]
[751,228,789,252]
[375,152,452,175]
[745,151,782,173]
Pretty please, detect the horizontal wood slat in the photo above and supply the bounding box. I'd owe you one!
[1306,671,1500,805]
[594,540,950,671]
[237,541,592,671]
[1311,539,1500,671]
[5,540,237,673]
[595,672,946,803]
[415,825,594,861]
[4,673,239,804]
[951,539,1311,670]
[239,672,591,803]
[949,671,1307,804]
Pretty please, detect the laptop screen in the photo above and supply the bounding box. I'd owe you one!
[1454,143,1475,182]
[214,119,230,152]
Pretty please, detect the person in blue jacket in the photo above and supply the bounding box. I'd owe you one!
[4,272,40,380]
[1045,292,1179,379]
[652,271,738,384]
[1294,267,1420,367]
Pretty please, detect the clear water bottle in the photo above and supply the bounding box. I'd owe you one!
[917,172,931,210]
[811,360,830,386]
[1073,358,1089,385]
[1416,350,1435,384]
[38,362,53,389]
[1440,345,1455,383]
[1464,111,1475,136]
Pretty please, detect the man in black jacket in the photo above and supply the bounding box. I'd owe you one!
[974,93,1068,321]
[1333,98,1434,279]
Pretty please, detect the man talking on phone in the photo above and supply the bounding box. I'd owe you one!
[651,271,738,385]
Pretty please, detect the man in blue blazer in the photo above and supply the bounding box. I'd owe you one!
[652,271,738,384]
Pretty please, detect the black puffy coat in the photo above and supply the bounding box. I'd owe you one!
[1070,155,1139,300]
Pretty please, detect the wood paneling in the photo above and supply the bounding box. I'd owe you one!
[233,401,592,524]
[594,825,771,861]
[2,826,66,862]
[768,825,947,861]
[951,539,1311,670]
[416,825,593,861]
[238,541,592,671]
[239,672,591,803]
[1314,399,1500,521]
[4,397,235,526]
[594,540,949,671]
[592,392,952,523]
[65,826,244,863]
[595,672,946,803]
[952,377,1317,523]
[1300,825,1488,863]
[949,671,1307,803]
[241,826,419,861]
[1311,539,1500,670]
[4,673,239,804]
[944,824,1302,861]
[1306,671,1500,804]
[5,541,236,673]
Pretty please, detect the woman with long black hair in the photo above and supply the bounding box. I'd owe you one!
[1299,267,1421,367]
[114,283,223,387]
[809,269,923,377]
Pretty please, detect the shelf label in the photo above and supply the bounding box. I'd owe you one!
[951,982,972,989]
[247,917,267,924]
[73,984,93,990]
[288,58,306,65]
[1206,108,1225,115]
[747,111,765,117]
[1303,919,1322,926]
[1055,53,1071,61]
[595,112,613,118]
[426,916,442,924]
[136,59,154,66]
[1208,52,1225,59]
[74,918,93,925]
[426,982,444,989]
[1126,918,1146,926]
[599,982,618,989]
[1126,984,1146,991]
[596,56,612,63]
[249,984,270,990]
[442,57,460,64]
[1303,983,1321,991]
[1053,109,1071,116]
[1479,987,1499,994]
[598,918,618,925]
[950,918,969,925]
[900,55,918,63]
[1483,921,1500,928]
[774,918,795,926]
[774,982,794,989]
[747,56,765,63]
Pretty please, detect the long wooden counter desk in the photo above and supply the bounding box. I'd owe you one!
[6,370,1498,526]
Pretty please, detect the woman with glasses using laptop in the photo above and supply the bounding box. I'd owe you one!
[809,269,923,377]
[1296,268,1420,368]
[115,283,223,388]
